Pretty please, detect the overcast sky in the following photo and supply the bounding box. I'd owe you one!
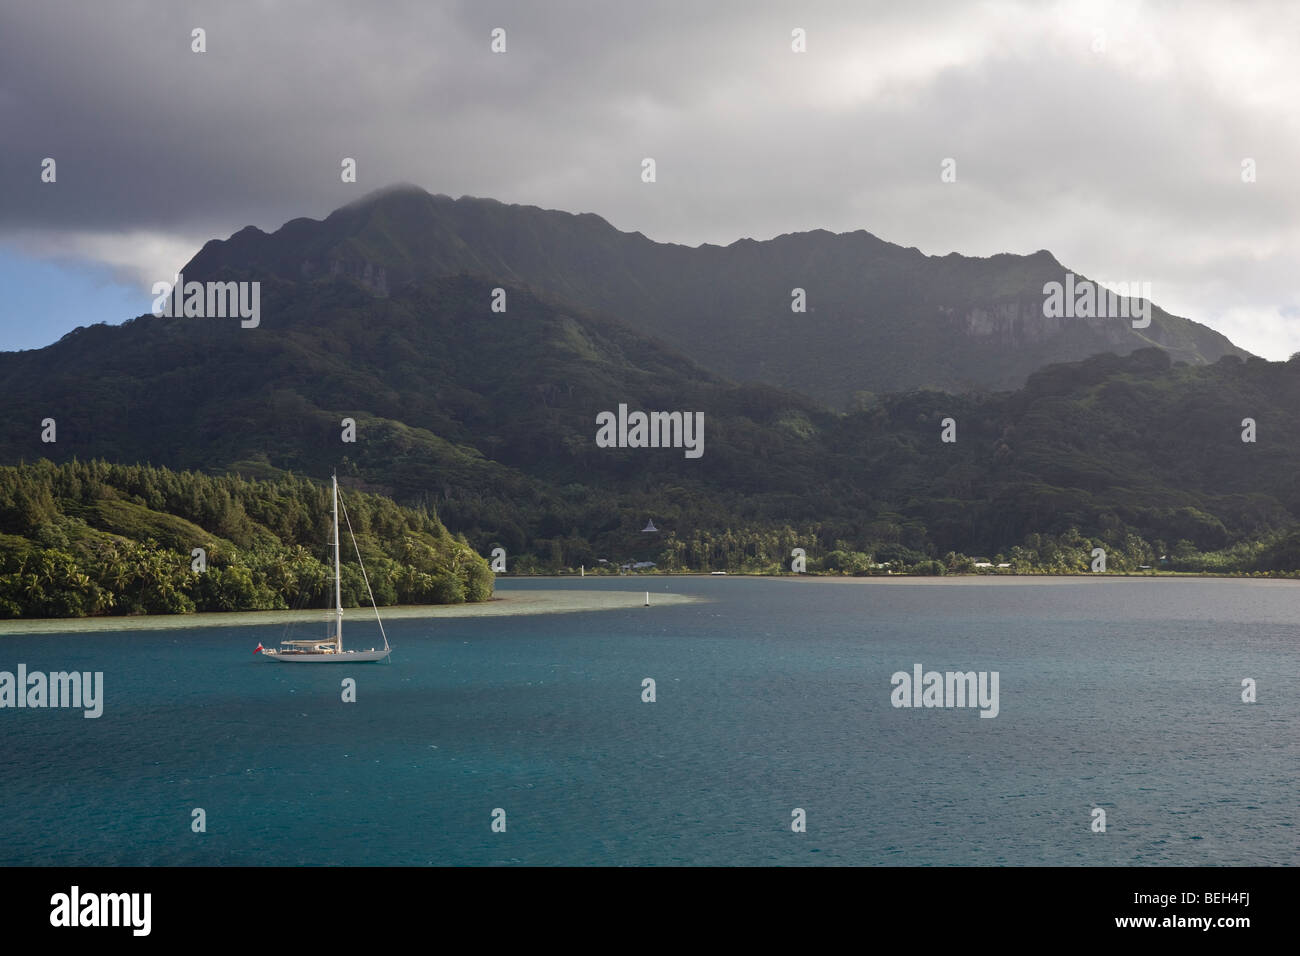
[1,0,1296,357]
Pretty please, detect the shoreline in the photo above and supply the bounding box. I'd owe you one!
[508,570,1299,582]
[0,589,703,636]
[2,573,1293,634]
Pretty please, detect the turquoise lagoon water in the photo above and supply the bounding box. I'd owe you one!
[0,576,1295,865]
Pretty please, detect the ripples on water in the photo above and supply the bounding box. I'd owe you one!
[1,576,1296,865]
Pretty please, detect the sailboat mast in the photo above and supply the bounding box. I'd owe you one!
[333,473,343,650]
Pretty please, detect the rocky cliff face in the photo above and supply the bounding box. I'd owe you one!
[299,258,389,296]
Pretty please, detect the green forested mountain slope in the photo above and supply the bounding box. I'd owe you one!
[0,255,1298,580]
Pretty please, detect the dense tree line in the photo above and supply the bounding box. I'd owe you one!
[0,460,492,618]
[509,523,1300,578]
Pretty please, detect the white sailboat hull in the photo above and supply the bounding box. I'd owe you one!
[262,648,390,663]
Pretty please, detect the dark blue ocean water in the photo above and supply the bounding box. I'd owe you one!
[1,576,1296,865]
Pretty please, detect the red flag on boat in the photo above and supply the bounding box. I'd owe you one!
[253,642,263,654]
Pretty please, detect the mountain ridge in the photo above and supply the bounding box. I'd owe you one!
[176,184,1246,404]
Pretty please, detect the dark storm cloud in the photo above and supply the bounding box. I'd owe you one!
[0,0,1296,356]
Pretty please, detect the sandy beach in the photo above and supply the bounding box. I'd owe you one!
[0,588,704,635]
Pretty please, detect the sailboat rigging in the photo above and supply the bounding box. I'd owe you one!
[259,473,391,663]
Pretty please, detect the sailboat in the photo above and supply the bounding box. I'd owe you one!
[260,474,391,663]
